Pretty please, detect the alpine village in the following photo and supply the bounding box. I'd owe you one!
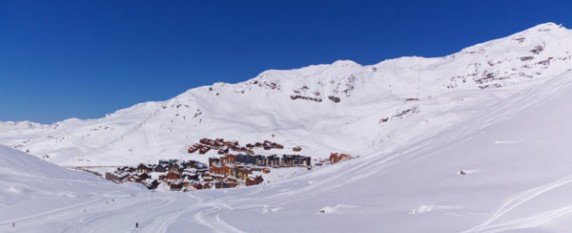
[103,138,353,192]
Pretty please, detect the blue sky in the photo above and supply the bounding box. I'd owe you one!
[1,0,571,123]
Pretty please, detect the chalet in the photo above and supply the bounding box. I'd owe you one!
[126,174,139,182]
[199,138,212,145]
[211,174,225,182]
[167,164,182,174]
[105,172,126,183]
[199,146,211,154]
[202,173,213,183]
[209,165,232,177]
[223,140,239,147]
[170,182,183,191]
[144,179,159,190]
[212,138,224,147]
[183,167,198,173]
[262,140,271,149]
[228,144,240,150]
[188,144,201,153]
[181,160,195,169]
[192,182,204,190]
[105,172,116,181]
[217,148,229,155]
[234,167,251,181]
[195,162,208,172]
[329,153,351,164]
[293,146,302,152]
[182,171,199,180]
[153,165,167,173]
[222,178,239,188]
[273,143,284,149]
[136,164,152,173]
[246,176,264,186]
[136,173,150,182]
[209,157,220,167]
[160,171,181,181]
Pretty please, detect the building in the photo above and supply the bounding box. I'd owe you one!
[136,164,152,173]
[236,154,257,165]
[220,154,236,165]
[329,153,351,164]
[246,176,264,186]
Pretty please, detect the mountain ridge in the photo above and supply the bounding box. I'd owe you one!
[1,22,572,166]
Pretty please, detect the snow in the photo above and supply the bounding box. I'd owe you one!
[2,23,572,232]
[2,23,572,167]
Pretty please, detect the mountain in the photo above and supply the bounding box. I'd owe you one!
[1,22,572,168]
[3,43,572,233]
[4,22,572,233]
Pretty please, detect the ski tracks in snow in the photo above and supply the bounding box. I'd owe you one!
[462,175,572,233]
[194,202,245,233]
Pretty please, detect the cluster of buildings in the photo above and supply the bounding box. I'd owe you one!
[209,153,311,169]
[103,137,352,192]
[187,138,287,155]
[104,159,265,191]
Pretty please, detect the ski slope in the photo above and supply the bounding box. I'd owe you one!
[3,60,572,233]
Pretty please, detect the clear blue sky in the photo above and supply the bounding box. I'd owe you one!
[1,0,571,123]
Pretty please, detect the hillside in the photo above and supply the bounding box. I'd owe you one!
[2,23,572,167]
[0,145,138,232]
[3,53,572,233]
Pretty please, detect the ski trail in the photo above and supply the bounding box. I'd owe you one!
[462,175,572,233]
[141,194,204,233]
[194,203,245,233]
[470,205,572,233]
[60,198,172,233]
[0,198,105,226]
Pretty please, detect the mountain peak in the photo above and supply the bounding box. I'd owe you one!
[331,60,361,67]
[528,22,565,31]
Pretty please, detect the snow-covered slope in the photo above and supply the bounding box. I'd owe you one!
[0,145,139,231]
[2,23,572,166]
[4,52,572,233]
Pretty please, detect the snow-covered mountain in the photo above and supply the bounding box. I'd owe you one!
[1,23,572,167]
[4,22,572,233]
[3,44,572,232]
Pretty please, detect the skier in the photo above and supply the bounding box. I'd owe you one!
[136,222,139,228]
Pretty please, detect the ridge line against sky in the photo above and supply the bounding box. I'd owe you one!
[1,0,571,123]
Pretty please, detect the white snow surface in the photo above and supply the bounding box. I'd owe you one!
[2,23,572,166]
[2,23,572,232]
